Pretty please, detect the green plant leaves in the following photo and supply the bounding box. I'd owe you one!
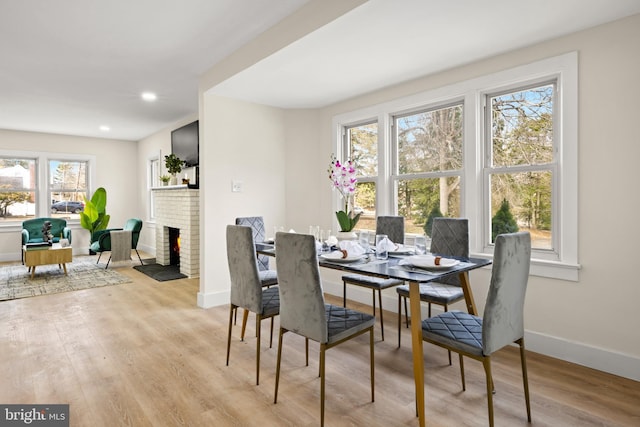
[335,210,361,232]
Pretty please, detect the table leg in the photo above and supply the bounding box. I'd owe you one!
[409,281,426,427]
[31,266,35,279]
[62,263,68,275]
[458,271,477,315]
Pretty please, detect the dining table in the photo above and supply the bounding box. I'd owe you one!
[256,241,491,427]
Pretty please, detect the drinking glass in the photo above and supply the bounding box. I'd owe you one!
[359,230,370,253]
[375,234,388,260]
[309,225,320,241]
[414,235,427,255]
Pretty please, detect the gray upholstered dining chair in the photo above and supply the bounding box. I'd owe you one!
[234,216,278,325]
[421,232,532,427]
[396,217,469,351]
[341,215,405,341]
[273,232,375,427]
[235,216,278,287]
[225,225,279,385]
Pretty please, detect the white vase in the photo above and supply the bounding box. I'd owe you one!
[170,175,178,185]
[336,231,358,241]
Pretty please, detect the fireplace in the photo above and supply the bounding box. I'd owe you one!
[152,187,199,278]
[169,227,180,266]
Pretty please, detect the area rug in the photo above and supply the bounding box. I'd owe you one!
[133,263,187,282]
[0,256,132,301]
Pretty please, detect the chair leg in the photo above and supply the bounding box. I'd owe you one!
[274,328,285,404]
[459,354,466,391]
[105,254,111,269]
[483,357,494,427]
[343,282,347,307]
[518,338,532,422]
[305,338,309,367]
[256,314,262,385]
[135,249,143,265]
[240,309,249,341]
[370,327,375,402]
[226,305,235,366]
[96,252,102,264]
[403,296,409,327]
[269,317,275,348]
[377,289,384,341]
[444,305,452,366]
[320,343,326,427]
[397,294,402,348]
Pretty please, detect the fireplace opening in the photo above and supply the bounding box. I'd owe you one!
[169,227,180,266]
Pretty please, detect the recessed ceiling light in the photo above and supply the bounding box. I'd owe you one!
[99,125,110,132]
[141,92,157,102]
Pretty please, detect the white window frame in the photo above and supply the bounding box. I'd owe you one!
[332,52,579,281]
[0,149,96,224]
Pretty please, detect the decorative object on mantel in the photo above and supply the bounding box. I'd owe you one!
[328,154,361,239]
[160,175,171,186]
[79,187,110,254]
[164,153,185,186]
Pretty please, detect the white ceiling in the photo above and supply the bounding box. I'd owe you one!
[2,0,640,141]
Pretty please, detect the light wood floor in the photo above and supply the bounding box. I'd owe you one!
[1,257,639,426]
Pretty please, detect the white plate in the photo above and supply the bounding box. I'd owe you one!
[320,253,365,263]
[388,244,414,255]
[405,255,460,270]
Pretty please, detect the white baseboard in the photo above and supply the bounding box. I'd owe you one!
[197,289,229,309]
[322,278,640,382]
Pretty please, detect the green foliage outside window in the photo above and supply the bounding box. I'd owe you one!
[492,199,519,241]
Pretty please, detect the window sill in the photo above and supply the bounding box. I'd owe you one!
[471,251,580,282]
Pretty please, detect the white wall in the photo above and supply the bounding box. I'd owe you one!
[197,95,287,308]
[0,129,139,260]
[197,13,640,381]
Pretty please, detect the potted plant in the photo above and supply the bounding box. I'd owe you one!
[164,154,185,185]
[79,187,110,253]
[159,175,171,186]
[328,154,361,239]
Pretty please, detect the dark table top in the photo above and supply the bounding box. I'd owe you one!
[256,242,491,283]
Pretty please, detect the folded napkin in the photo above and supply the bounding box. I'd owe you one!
[338,240,366,257]
[401,254,459,268]
[376,237,398,252]
[325,235,338,247]
[323,251,348,259]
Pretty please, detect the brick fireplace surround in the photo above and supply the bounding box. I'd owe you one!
[152,186,199,278]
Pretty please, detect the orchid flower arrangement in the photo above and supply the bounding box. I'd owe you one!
[328,154,361,232]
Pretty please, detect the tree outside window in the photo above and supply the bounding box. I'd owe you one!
[346,122,377,231]
[488,83,554,249]
[49,160,88,219]
[0,158,36,220]
[394,104,463,234]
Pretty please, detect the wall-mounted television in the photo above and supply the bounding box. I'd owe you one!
[171,120,199,167]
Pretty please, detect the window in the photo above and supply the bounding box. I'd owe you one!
[345,121,378,232]
[0,157,37,221]
[149,156,160,220]
[333,52,578,280]
[393,103,463,235]
[49,160,88,219]
[485,83,555,251]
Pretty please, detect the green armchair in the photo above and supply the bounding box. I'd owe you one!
[90,218,143,267]
[22,217,72,263]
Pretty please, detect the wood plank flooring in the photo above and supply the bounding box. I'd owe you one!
[1,256,639,426]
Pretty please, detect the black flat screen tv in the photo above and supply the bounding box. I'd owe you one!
[171,120,199,167]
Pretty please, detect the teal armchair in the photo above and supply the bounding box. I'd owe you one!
[90,218,143,267]
[22,217,71,263]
